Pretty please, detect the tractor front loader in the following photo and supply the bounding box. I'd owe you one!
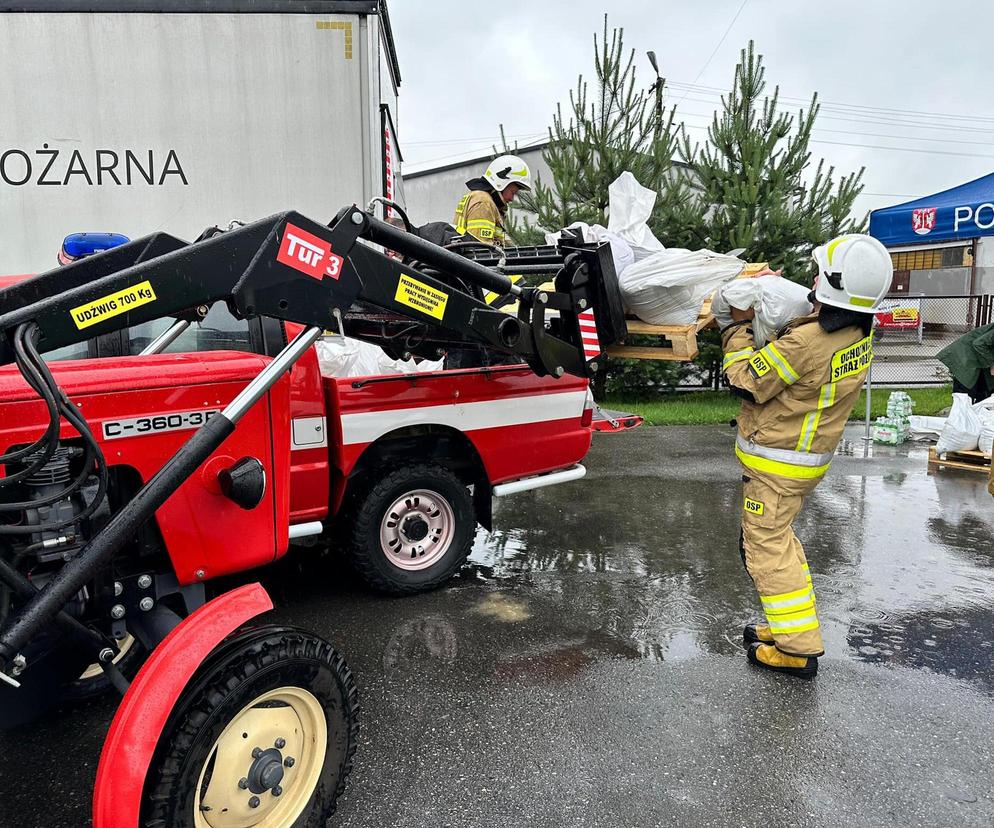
[0,205,625,827]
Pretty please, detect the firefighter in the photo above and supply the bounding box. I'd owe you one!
[719,234,892,679]
[453,154,532,246]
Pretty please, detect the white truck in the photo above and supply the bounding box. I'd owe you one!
[0,0,404,273]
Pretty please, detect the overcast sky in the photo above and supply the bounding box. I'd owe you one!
[391,0,994,216]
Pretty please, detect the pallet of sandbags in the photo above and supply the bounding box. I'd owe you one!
[607,263,770,362]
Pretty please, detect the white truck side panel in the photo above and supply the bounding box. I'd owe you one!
[0,12,373,272]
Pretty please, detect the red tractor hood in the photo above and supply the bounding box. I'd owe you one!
[0,351,271,401]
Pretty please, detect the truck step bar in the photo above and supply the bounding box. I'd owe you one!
[492,465,586,497]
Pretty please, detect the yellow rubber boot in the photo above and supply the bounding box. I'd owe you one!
[747,643,818,679]
[743,623,774,645]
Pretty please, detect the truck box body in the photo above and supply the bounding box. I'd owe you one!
[0,1,403,272]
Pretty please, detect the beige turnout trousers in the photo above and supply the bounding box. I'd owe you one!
[740,476,820,656]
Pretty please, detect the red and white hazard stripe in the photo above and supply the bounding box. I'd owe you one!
[383,127,394,220]
[578,309,601,361]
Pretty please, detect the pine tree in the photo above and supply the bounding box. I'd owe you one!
[502,16,686,244]
[677,41,866,281]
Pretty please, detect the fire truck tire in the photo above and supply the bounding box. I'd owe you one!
[141,626,358,828]
[348,463,474,595]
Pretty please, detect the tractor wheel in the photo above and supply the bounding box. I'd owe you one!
[141,626,358,828]
[61,633,145,703]
[347,463,475,595]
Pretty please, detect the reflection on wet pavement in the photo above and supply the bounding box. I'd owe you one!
[468,426,994,694]
[4,425,994,827]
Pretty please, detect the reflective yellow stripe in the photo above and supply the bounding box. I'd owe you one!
[767,613,821,634]
[454,194,471,234]
[763,342,800,384]
[826,235,855,266]
[818,382,837,409]
[796,410,822,452]
[796,381,837,452]
[760,585,814,609]
[735,444,831,480]
[466,219,497,230]
[723,348,754,370]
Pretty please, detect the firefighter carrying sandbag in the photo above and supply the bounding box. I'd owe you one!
[453,154,532,246]
[718,234,892,679]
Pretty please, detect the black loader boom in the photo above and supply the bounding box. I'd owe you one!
[0,205,626,683]
[0,207,626,378]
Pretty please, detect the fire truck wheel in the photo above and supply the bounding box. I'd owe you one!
[61,633,145,703]
[349,463,474,595]
[141,626,358,828]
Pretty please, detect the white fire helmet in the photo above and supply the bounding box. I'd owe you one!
[484,154,532,193]
[812,234,892,313]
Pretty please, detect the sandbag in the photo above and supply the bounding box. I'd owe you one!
[980,419,994,457]
[316,336,443,378]
[935,393,982,455]
[605,172,665,262]
[908,415,946,441]
[713,275,814,345]
[545,221,635,277]
[620,247,744,326]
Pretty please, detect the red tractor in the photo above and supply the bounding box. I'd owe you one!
[0,207,625,826]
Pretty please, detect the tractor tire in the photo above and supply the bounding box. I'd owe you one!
[347,463,475,595]
[141,625,358,828]
[60,633,146,703]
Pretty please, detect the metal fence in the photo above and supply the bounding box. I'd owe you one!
[869,294,992,386]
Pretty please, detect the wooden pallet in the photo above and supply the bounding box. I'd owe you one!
[607,262,769,362]
[607,311,715,361]
[927,447,991,475]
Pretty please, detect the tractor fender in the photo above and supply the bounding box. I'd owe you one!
[92,583,274,828]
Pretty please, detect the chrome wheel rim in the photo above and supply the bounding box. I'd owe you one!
[379,488,455,571]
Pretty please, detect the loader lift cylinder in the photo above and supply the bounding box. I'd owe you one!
[0,326,324,670]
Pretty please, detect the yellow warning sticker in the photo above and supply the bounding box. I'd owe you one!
[485,274,523,306]
[744,497,765,516]
[70,281,157,330]
[395,274,448,321]
[748,352,772,378]
[830,334,873,381]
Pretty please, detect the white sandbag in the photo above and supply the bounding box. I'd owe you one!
[713,275,814,345]
[620,247,744,326]
[908,415,946,441]
[980,420,994,457]
[606,172,665,262]
[935,393,982,455]
[316,336,443,379]
[546,222,634,277]
[973,394,994,416]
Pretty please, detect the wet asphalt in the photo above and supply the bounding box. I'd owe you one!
[2,425,994,827]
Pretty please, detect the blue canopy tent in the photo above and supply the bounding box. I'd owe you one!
[870,172,994,246]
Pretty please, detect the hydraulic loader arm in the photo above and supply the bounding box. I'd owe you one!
[0,207,626,679]
[0,206,626,379]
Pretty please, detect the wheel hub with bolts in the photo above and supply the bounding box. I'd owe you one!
[195,686,326,828]
[379,489,455,572]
